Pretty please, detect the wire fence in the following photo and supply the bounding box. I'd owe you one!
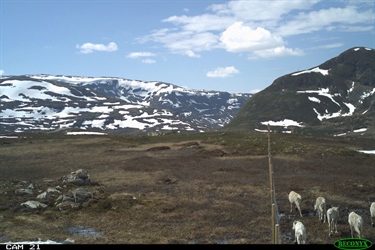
[268,125,280,244]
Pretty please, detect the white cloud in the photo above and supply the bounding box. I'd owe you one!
[277,6,374,36]
[209,0,319,24]
[220,22,284,53]
[142,29,220,56]
[163,14,234,32]
[312,43,343,49]
[140,0,373,58]
[206,66,239,78]
[126,52,156,58]
[141,59,156,64]
[338,25,374,32]
[220,22,302,58]
[251,46,304,59]
[0,69,5,75]
[184,50,200,58]
[76,42,118,54]
[127,52,157,63]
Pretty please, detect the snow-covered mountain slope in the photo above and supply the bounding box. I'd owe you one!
[227,47,375,136]
[0,75,251,134]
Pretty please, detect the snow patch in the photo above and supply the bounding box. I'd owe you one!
[308,96,321,103]
[261,119,304,127]
[353,128,367,133]
[357,150,375,154]
[66,132,107,135]
[291,67,329,76]
[298,88,356,121]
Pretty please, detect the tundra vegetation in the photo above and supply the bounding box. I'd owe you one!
[0,131,374,244]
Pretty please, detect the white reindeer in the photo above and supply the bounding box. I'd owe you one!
[369,202,375,227]
[314,197,327,223]
[348,211,363,238]
[288,191,303,217]
[292,220,306,244]
[327,206,339,236]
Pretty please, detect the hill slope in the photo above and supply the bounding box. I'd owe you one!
[226,47,375,136]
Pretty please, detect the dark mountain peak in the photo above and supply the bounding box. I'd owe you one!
[227,47,375,136]
[320,46,375,87]
[326,46,374,64]
[265,46,375,93]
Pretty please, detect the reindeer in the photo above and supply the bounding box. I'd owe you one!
[288,191,303,217]
[327,206,339,236]
[314,196,327,223]
[292,220,307,244]
[348,211,363,238]
[369,201,375,227]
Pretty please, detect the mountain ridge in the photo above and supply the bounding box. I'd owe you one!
[0,74,251,134]
[226,46,375,136]
[1,46,374,137]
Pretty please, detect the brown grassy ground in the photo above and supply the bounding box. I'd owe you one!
[0,131,374,244]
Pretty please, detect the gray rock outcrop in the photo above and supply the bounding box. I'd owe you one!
[62,169,91,186]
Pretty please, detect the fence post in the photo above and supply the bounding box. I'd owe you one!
[275,224,280,244]
[272,203,276,244]
[268,125,274,243]
[268,124,280,244]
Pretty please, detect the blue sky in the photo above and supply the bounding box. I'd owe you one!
[1,0,374,93]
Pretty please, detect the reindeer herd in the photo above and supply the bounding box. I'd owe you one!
[287,191,375,244]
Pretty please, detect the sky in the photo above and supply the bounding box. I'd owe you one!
[0,0,374,94]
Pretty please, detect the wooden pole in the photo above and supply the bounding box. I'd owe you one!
[268,124,280,244]
[272,203,276,244]
[268,124,276,243]
[275,224,280,244]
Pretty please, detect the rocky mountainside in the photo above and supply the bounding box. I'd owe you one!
[0,75,251,134]
[226,47,375,136]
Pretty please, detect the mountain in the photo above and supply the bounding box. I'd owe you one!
[226,47,375,136]
[0,75,251,134]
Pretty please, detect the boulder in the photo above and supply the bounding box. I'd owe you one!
[55,188,93,204]
[62,169,91,186]
[56,194,75,203]
[71,187,93,202]
[37,191,51,199]
[21,200,47,209]
[55,201,81,211]
[27,183,38,189]
[15,188,33,195]
[47,187,61,194]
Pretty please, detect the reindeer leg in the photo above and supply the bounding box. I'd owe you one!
[296,203,302,217]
